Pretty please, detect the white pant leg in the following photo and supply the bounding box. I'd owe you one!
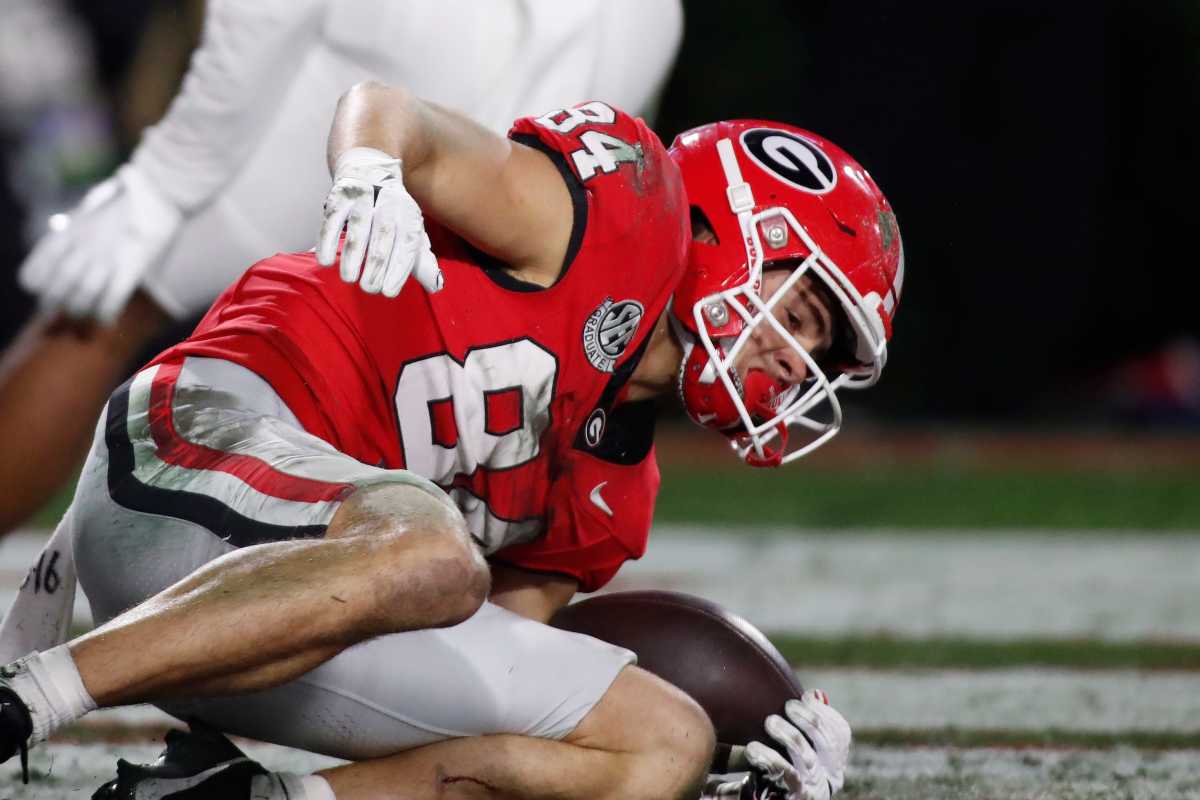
[160,602,632,759]
[72,357,634,758]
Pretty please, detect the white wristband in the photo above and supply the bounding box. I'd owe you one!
[333,146,401,176]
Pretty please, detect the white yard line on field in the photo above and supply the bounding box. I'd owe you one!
[845,745,1200,800]
[608,526,1200,640]
[803,668,1200,733]
[4,527,1200,640]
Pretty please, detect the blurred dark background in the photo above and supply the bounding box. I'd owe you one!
[656,0,1200,428]
[2,0,1198,428]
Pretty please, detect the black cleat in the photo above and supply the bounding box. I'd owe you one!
[0,669,35,784]
[92,722,268,800]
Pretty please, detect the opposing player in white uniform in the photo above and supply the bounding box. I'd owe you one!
[0,0,684,535]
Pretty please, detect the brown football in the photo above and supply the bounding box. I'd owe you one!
[550,590,801,757]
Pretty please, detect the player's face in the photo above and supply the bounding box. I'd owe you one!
[733,270,835,387]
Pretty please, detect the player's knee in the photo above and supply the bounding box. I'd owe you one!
[401,528,489,627]
[331,483,488,629]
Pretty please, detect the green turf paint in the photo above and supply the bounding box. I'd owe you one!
[655,466,1200,529]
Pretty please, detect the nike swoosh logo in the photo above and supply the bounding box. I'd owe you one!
[696,412,718,424]
[134,758,252,800]
[589,482,614,517]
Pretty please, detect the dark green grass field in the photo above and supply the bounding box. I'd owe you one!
[655,463,1200,530]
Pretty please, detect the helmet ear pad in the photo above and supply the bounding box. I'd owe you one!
[678,337,742,430]
[677,330,791,433]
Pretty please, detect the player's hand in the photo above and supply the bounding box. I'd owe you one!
[18,164,183,324]
[744,690,851,800]
[316,146,442,298]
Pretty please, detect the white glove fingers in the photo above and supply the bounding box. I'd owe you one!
[766,713,819,771]
[317,192,355,267]
[361,214,401,295]
[745,741,791,783]
[338,204,373,284]
[789,697,852,747]
[39,249,91,314]
[19,166,179,321]
[322,151,425,301]
[65,262,111,321]
[785,699,823,731]
[78,176,121,212]
[409,233,442,295]
[95,256,145,325]
[18,233,71,295]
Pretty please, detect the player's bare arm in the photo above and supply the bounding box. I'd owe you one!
[488,564,579,623]
[319,80,574,293]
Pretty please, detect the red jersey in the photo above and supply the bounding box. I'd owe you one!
[151,102,688,591]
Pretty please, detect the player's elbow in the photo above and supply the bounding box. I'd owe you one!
[338,80,423,135]
[342,79,410,110]
[329,80,424,171]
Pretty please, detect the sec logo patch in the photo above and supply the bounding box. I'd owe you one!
[583,297,643,372]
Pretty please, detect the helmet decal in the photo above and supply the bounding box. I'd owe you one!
[740,129,837,194]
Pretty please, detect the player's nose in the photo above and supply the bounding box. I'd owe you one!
[766,347,809,385]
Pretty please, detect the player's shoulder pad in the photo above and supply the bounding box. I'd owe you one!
[509,101,665,186]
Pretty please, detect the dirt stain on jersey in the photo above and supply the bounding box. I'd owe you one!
[626,142,649,196]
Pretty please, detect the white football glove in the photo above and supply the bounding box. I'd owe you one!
[316,147,442,298]
[18,164,182,323]
[744,690,852,800]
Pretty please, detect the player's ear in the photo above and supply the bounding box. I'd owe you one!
[690,206,719,245]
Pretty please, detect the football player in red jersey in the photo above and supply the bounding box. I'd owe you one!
[0,80,900,800]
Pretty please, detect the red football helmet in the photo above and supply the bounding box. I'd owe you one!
[669,120,904,466]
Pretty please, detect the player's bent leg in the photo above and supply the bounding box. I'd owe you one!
[0,291,169,535]
[141,599,709,800]
[74,486,487,706]
[66,356,487,707]
[148,602,634,759]
[310,666,714,800]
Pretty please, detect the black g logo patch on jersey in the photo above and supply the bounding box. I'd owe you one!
[740,129,837,195]
[584,408,607,447]
[583,297,644,372]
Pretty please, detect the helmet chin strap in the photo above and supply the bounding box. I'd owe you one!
[735,368,790,467]
[716,138,756,214]
[669,313,698,405]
